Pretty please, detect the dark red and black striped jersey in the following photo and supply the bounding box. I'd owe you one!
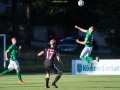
[43,47,59,67]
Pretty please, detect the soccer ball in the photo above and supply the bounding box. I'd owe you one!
[78,0,84,6]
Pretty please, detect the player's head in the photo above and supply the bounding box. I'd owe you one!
[89,26,96,33]
[50,39,56,47]
[11,37,17,44]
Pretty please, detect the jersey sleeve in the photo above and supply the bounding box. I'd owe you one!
[85,30,89,41]
[7,45,13,52]
[85,30,89,33]
[43,48,47,53]
[55,51,60,57]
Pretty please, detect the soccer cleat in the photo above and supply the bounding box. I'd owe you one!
[96,56,99,62]
[18,80,26,84]
[51,83,58,88]
[89,63,93,69]
[45,86,50,88]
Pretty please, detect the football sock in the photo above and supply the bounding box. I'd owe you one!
[52,75,61,84]
[45,78,49,86]
[1,69,11,75]
[16,72,22,80]
[86,56,95,61]
[80,56,89,63]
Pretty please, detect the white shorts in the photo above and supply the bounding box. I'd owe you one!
[80,47,93,57]
[8,60,20,71]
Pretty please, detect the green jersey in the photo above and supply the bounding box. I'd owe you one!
[84,30,93,47]
[7,44,18,60]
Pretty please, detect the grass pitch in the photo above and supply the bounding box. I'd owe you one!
[0,74,120,90]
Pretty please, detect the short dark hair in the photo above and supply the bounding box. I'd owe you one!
[50,39,56,46]
[91,26,96,32]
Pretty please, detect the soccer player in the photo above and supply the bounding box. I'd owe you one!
[38,39,63,88]
[75,25,99,68]
[0,37,25,84]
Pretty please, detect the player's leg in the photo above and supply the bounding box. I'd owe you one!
[0,61,13,76]
[0,69,12,76]
[16,70,26,84]
[85,47,99,68]
[51,65,62,88]
[80,47,94,68]
[16,70,25,84]
[45,68,50,88]
[85,47,94,61]
[80,47,90,63]
[86,47,99,62]
[14,60,25,84]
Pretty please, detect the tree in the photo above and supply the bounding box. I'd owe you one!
[31,0,98,27]
[1,0,106,43]
[0,0,18,37]
[12,0,17,38]
[24,0,32,46]
[96,0,120,46]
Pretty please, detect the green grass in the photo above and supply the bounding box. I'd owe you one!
[0,74,120,90]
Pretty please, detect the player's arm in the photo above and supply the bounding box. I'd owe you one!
[18,46,21,56]
[76,39,86,45]
[38,51,44,56]
[6,45,13,61]
[6,50,9,61]
[56,56,63,66]
[75,25,87,33]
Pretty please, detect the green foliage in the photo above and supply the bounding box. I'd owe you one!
[96,0,120,46]
[0,8,12,21]
[1,0,120,46]
[0,0,98,27]
[31,0,98,27]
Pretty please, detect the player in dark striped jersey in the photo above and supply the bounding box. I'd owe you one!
[38,39,63,88]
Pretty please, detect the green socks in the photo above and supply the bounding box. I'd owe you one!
[1,69,11,75]
[86,56,95,61]
[16,72,22,81]
[1,70,22,81]
[80,56,95,64]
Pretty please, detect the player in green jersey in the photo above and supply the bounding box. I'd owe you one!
[0,37,25,84]
[75,25,99,68]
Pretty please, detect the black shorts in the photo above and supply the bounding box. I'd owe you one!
[45,64,61,74]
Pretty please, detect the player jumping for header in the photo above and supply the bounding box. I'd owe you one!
[75,25,99,68]
[38,39,63,88]
[0,37,25,84]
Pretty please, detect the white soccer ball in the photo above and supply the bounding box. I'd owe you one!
[78,0,84,6]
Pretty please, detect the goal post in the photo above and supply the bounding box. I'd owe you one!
[0,34,6,68]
